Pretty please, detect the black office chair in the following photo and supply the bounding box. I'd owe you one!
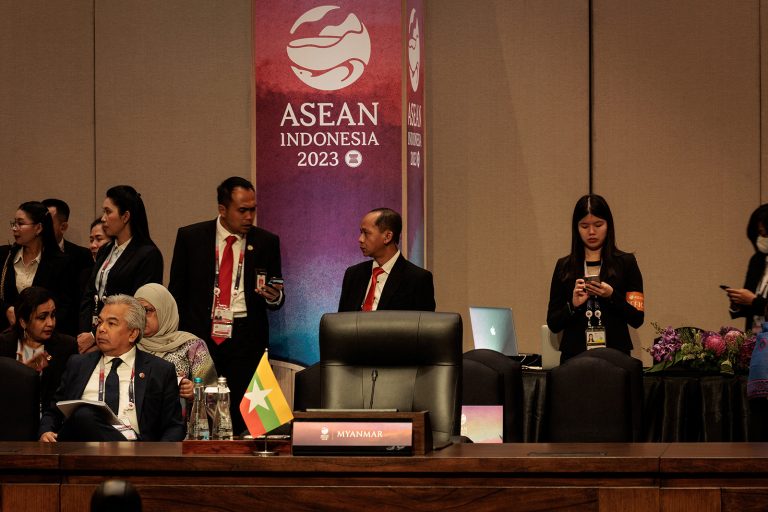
[315,311,463,448]
[462,349,524,442]
[546,356,632,442]
[573,348,644,441]
[0,357,40,440]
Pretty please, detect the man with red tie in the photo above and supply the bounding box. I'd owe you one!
[338,208,435,313]
[169,177,284,435]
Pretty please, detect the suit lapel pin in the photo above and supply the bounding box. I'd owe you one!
[247,245,254,251]
[139,372,146,379]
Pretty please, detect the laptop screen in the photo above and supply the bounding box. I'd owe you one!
[469,306,518,356]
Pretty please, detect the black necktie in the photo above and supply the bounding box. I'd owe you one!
[105,358,122,414]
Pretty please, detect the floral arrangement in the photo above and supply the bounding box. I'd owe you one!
[646,323,756,375]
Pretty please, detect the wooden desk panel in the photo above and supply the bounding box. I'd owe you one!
[3,442,768,511]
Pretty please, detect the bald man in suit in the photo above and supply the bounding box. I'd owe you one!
[338,208,435,312]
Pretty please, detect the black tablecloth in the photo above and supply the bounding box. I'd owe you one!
[521,370,750,442]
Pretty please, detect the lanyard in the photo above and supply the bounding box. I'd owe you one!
[583,261,602,328]
[213,238,245,300]
[98,356,135,410]
[96,243,122,299]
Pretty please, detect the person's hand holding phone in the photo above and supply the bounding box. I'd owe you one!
[584,276,613,299]
[724,286,756,306]
[257,277,284,302]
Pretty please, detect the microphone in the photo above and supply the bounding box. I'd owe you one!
[369,369,378,409]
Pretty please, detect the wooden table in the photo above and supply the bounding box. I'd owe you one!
[1,442,768,511]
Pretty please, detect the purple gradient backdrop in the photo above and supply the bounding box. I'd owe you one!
[255,0,411,365]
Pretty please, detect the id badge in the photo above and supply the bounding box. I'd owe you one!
[211,306,234,339]
[586,327,606,350]
[256,269,267,290]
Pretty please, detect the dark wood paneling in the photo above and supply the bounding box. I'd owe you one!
[1,484,59,512]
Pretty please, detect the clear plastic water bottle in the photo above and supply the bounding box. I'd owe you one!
[212,376,233,440]
[189,377,209,440]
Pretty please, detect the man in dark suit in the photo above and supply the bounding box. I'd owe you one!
[42,198,93,275]
[169,176,284,435]
[39,294,184,442]
[338,208,435,312]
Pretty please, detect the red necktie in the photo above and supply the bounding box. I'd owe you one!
[212,235,237,344]
[362,267,385,311]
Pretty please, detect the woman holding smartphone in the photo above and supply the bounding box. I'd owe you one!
[546,194,645,362]
[725,204,768,332]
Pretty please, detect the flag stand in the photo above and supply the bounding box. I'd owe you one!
[253,436,277,457]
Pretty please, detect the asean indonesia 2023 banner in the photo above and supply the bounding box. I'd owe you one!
[254,0,426,365]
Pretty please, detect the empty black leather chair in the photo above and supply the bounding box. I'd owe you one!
[462,349,524,442]
[547,356,632,442]
[574,347,644,441]
[316,311,463,448]
[0,357,40,440]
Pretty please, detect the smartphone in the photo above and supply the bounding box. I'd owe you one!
[719,284,730,290]
[584,275,601,284]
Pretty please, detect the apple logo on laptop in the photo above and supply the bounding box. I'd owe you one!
[490,326,496,336]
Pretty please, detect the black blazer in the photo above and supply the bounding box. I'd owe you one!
[79,239,163,332]
[0,331,77,409]
[38,349,185,441]
[168,220,284,353]
[546,251,644,360]
[730,251,768,331]
[63,239,94,276]
[338,253,436,312]
[0,245,78,335]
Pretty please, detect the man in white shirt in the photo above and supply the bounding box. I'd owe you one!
[39,294,184,442]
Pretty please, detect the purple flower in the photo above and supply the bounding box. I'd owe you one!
[651,326,681,363]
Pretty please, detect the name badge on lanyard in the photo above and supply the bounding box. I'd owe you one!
[585,299,606,349]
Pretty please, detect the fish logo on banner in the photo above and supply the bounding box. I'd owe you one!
[408,9,421,92]
[287,5,371,91]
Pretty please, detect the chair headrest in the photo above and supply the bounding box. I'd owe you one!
[319,311,462,366]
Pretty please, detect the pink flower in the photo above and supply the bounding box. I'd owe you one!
[723,330,741,351]
[703,333,726,357]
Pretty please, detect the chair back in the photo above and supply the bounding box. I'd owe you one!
[574,348,644,441]
[462,349,524,442]
[0,357,40,440]
[318,311,463,447]
[547,356,632,442]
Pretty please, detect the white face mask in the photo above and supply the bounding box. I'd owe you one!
[757,236,768,254]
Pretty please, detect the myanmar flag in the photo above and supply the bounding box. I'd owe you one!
[239,352,294,437]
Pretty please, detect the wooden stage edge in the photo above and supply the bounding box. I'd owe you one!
[2,442,768,511]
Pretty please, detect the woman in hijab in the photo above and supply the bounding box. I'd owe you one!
[134,283,216,400]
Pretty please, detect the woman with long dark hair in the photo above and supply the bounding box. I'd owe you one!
[77,186,163,352]
[546,194,644,362]
[0,201,77,334]
[725,204,768,332]
[0,287,77,409]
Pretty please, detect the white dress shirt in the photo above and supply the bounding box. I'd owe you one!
[82,346,140,434]
[364,250,400,311]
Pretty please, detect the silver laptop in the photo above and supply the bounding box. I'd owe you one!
[469,307,518,356]
[540,324,561,369]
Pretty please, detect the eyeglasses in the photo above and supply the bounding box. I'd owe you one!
[9,220,37,230]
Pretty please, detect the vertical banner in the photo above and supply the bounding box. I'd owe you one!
[254,0,426,365]
[405,0,425,266]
